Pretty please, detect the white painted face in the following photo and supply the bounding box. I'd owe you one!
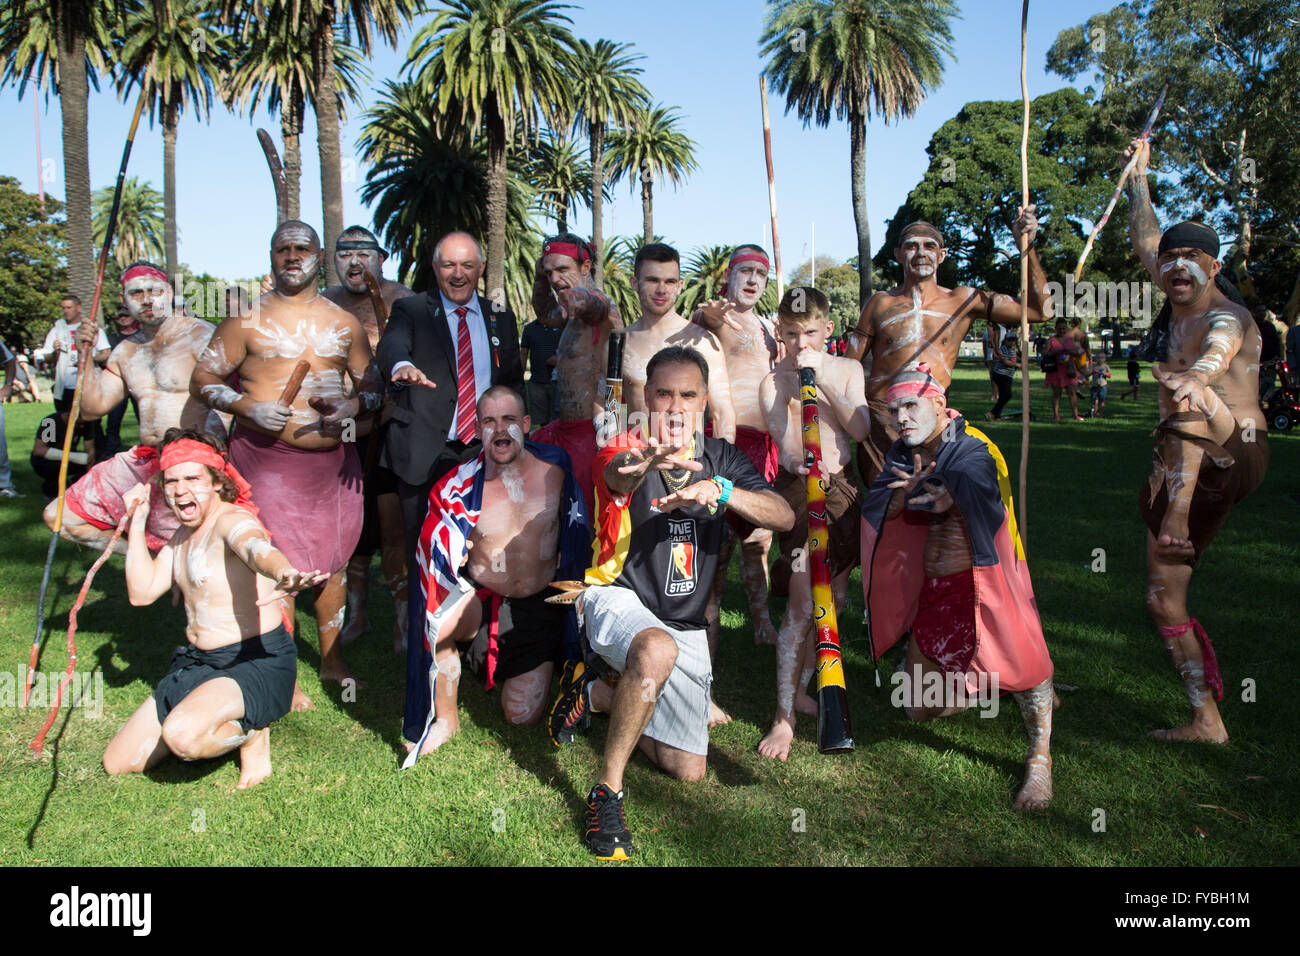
[890,395,940,447]
[335,246,383,294]
[161,462,219,527]
[271,224,322,293]
[727,259,770,309]
[1158,253,1210,305]
[477,394,529,466]
[896,236,944,279]
[123,274,173,326]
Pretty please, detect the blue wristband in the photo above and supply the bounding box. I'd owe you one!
[711,475,733,505]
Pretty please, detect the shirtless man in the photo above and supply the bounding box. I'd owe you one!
[845,211,1051,482]
[322,225,415,652]
[860,366,1055,809]
[404,386,588,760]
[1127,141,1268,743]
[101,428,327,789]
[532,233,623,516]
[52,262,224,553]
[757,288,864,760]
[191,220,382,693]
[691,245,781,646]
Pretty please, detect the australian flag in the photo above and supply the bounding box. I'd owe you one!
[404,440,591,767]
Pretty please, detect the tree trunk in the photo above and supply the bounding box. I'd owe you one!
[484,105,508,305]
[589,122,605,289]
[283,89,303,221]
[1283,267,1300,325]
[313,7,343,286]
[850,113,872,307]
[641,160,653,246]
[56,23,95,313]
[1226,126,1258,303]
[556,204,567,234]
[163,98,179,283]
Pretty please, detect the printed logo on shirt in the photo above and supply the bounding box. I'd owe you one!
[664,517,697,596]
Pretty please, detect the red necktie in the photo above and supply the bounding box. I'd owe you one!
[454,306,477,443]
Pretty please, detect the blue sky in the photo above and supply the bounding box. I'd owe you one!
[0,0,1113,283]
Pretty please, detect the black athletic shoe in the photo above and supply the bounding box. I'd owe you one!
[584,783,633,860]
[548,659,594,746]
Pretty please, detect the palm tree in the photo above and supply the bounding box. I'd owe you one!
[116,0,229,283]
[359,79,541,317]
[0,1,116,308]
[679,244,735,317]
[598,236,639,323]
[605,103,698,246]
[225,12,368,221]
[760,0,957,306]
[567,39,649,288]
[225,0,421,285]
[92,176,166,268]
[406,0,576,300]
[525,130,595,233]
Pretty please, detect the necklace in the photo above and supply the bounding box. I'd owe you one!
[662,468,692,492]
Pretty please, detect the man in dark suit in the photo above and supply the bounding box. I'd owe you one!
[376,230,524,742]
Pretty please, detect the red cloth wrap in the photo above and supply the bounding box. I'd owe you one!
[1159,617,1224,701]
[63,446,178,551]
[475,587,503,690]
[533,418,598,517]
[158,438,260,518]
[122,263,168,285]
[226,427,363,573]
[912,569,978,673]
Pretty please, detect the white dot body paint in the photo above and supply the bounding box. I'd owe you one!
[1159,257,1209,286]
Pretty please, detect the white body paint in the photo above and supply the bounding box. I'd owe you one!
[1159,257,1209,285]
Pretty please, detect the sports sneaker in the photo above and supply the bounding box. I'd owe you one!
[584,783,633,860]
[548,659,595,746]
[0,487,22,498]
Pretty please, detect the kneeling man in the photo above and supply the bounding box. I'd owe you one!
[403,386,590,764]
[574,346,793,858]
[861,365,1055,809]
[102,429,327,788]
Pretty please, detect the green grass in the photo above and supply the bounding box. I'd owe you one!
[2,362,1298,866]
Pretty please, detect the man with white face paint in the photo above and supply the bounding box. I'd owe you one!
[102,428,328,789]
[404,386,590,762]
[191,220,383,699]
[323,226,416,653]
[691,245,781,647]
[859,364,1056,809]
[1126,141,1268,744]
[52,263,224,553]
[845,212,1052,484]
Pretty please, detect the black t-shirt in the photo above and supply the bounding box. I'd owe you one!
[587,431,773,630]
[521,320,563,381]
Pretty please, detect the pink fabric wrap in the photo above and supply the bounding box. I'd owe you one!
[1159,618,1223,701]
[63,447,179,551]
[226,427,363,574]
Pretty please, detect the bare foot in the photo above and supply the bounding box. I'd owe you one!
[754,620,777,646]
[1013,754,1052,810]
[795,692,818,717]
[757,719,795,761]
[708,701,732,727]
[401,717,455,757]
[319,663,367,691]
[339,609,368,646]
[236,728,272,789]
[291,682,313,712]
[1150,720,1229,744]
[1155,530,1196,562]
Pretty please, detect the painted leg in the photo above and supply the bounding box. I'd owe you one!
[501,662,553,726]
[741,530,777,645]
[1012,679,1054,810]
[316,570,360,687]
[404,592,478,759]
[159,676,249,764]
[759,571,812,761]
[102,696,170,775]
[339,554,370,646]
[45,503,121,554]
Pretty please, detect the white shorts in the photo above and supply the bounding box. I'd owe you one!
[581,585,712,756]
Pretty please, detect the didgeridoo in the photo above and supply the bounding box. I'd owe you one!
[279,360,311,406]
[799,367,855,754]
[603,331,625,436]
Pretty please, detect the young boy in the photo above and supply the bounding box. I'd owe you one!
[1089,352,1112,418]
[1119,354,1141,401]
[757,288,866,761]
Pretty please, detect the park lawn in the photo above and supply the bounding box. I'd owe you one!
[1,361,1297,866]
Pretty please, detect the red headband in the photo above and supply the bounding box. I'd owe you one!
[541,240,590,264]
[729,251,770,271]
[886,362,946,404]
[122,264,169,286]
[159,439,259,517]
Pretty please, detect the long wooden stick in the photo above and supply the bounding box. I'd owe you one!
[760,76,783,302]
[257,128,289,227]
[1072,86,1167,283]
[799,367,854,754]
[26,89,148,707]
[1017,0,1032,556]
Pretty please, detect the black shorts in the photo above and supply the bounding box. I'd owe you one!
[460,589,565,687]
[154,624,298,732]
[353,428,400,559]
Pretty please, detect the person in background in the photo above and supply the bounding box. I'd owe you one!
[520,314,563,428]
[1089,351,1112,418]
[986,325,1020,422]
[31,405,101,501]
[0,339,20,498]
